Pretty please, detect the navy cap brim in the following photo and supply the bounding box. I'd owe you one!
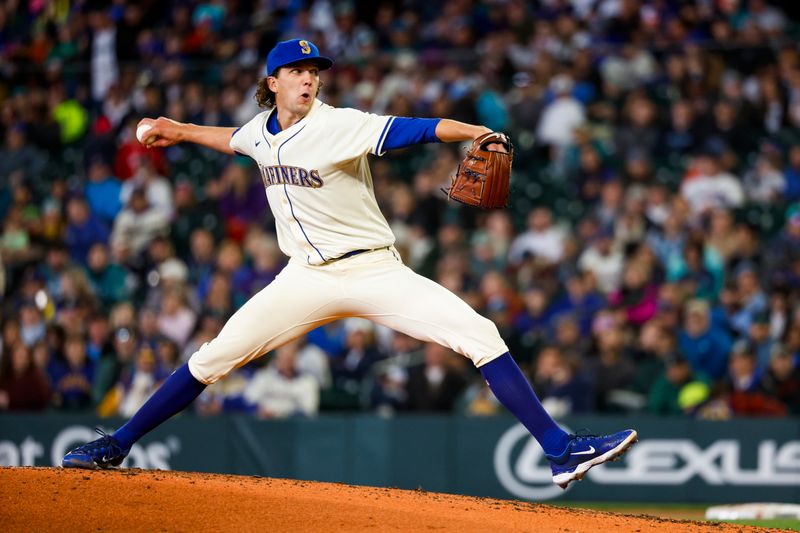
[269,56,334,76]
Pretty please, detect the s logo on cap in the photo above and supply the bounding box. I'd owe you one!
[265,38,334,76]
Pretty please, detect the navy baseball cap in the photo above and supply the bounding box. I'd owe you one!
[266,39,333,76]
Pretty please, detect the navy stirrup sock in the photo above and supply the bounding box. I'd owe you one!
[113,363,207,449]
[480,352,569,457]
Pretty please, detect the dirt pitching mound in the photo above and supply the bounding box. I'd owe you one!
[0,467,770,532]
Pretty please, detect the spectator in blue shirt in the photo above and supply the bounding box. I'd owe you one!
[84,156,122,223]
[64,196,110,265]
[51,334,95,411]
[679,299,733,380]
[730,264,768,338]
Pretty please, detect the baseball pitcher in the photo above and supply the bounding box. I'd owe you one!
[64,39,636,489]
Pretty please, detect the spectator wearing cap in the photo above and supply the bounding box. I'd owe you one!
[331,318,384,396]
[0,343,50,411]
[679,299,733,381]
[578,226,624,295]
[759,343,800,415]
[536,74,586,158]
[156,257,190,291]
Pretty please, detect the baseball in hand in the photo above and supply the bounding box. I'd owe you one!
[136,123,155,145]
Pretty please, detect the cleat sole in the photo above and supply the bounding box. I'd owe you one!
[552,430,638,489]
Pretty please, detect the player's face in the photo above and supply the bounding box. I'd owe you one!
[270,61,320,118]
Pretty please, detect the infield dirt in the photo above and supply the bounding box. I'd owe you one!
[0,467,778,532]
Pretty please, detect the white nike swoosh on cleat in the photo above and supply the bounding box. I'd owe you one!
[570,445,596,456]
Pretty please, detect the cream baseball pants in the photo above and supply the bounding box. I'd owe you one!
[188,247,508,384]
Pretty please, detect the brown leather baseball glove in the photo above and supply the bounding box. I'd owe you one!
[443,131,513,209]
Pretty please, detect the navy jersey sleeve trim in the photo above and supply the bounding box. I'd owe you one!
[230,127,247,156]
[375,116,394,156]
[381,117,442,153]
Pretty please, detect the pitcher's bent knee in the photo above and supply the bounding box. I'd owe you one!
[187,341,239,385]
[459,314,508,368]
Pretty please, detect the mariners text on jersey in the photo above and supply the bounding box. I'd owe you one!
[258,164,324,189]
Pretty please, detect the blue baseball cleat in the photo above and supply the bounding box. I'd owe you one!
[62,429,130,470]
[546,429,637,489]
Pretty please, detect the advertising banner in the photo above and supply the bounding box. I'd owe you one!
[1,414,798,502]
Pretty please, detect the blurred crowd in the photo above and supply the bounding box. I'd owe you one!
[1,0,799,421]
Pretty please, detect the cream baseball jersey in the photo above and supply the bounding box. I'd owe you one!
[230,99,396,265]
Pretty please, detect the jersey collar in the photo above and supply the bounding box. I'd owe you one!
[268,99,322,142]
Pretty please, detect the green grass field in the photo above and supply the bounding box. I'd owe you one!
[553,502,800,531]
